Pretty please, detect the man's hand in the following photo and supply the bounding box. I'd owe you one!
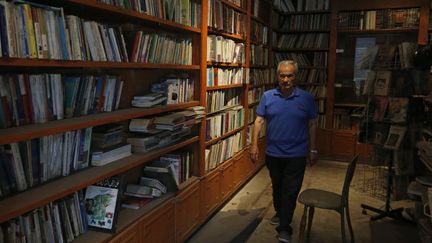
[250,144,259,162]
[309,152,318,166]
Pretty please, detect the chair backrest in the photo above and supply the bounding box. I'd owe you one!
[341,154,359,206]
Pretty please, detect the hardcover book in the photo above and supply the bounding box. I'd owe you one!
[84,176,123,232]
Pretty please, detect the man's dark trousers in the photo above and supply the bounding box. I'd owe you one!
[266,155,307,234]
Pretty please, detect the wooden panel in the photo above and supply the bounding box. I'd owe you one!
[316,128,333,156]
[175,180,200,243]
[332,130,357,159]
[109,222,140,243]
[142,201,175,243]
[333,0,422,11]
[220,160,235,201]
[199,169,221,221]
[356,143,373,161]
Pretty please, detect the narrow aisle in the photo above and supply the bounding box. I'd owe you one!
[187,167,273,243]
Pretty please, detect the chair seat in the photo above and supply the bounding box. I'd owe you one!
[298,188,342,210]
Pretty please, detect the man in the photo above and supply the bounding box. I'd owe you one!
[250,60,318,242]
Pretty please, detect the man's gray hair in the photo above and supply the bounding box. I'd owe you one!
[277,60,299,74]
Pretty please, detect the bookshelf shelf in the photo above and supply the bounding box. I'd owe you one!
[274,9,331,15]
[273,48,329,52]
[74,194,175,243]
[251,15,269,26]
[220,0,247,14]
[250,40,268,46]
[206,84,244,90]
[299,66,327,69]
[47,0,202,34]
[274,29,331,33]
[334,103,367,108]
[0,136,199,223]
[249,64,269,68]
[207,104,243,116]
[0,102,199,145]
[337,28,419,34]
[298,82,325,86]
[0,59,201,70]
[205,127,244,146]
[248,101,260,107]
[208,28,246,41]
[206,61,246,67]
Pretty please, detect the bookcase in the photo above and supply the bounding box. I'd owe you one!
[313,0,431,161]
[0,0,267,242]
[272,0,331,129]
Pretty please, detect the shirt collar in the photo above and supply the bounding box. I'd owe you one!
[274,87,299,99]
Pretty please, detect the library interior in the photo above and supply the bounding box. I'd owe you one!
[0,0,432,242]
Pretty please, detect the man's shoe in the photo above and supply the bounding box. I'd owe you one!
[269,215,280,225]
[278,230,291,243]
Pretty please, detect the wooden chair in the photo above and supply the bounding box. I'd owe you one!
[297,154,359,243]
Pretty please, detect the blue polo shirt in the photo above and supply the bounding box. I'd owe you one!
[256,87,317,158]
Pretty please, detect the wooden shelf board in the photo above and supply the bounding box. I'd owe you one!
[208,28,246,42]
[206,61,245,67]
[0,102,199,145]
[272,48,329,52]
[0,59,200,70]
[62,0,201,34]
[337,28,419,34]
[74,194,175,243]
[274,29,330,33]
[219,0,247,14]
[275,9,331,15]
[206,84,244,90]
[251,15,269,26]
[205,127,244,146]
[248,101,260,107]
[249,64,269,69]
[334,103,366,108]
[0,137,199,223]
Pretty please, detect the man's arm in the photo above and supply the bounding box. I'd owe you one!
[309,118,318,165]
[250,116,265,161]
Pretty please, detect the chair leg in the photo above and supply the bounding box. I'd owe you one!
[299,205,308,243]
[345,205,355,243]
[341,210,346,243]
[306,206,314,238]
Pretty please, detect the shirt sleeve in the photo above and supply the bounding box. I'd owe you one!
[256,93,267,117]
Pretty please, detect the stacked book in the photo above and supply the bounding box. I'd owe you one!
[91,124,131,166]
[131,93,167,108]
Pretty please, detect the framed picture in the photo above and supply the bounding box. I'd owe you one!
[384,125,407,150]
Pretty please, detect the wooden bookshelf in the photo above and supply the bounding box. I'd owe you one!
[0,0,267,241]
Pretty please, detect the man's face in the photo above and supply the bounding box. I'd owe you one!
[278,64,296,91]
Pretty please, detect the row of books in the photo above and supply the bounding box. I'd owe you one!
[248,87,264,104]
[275,13,330,31]
[248,107,256,123]
[129,31,192,65]
[250,21,268,45]
[250,45,269,66]
[274,52,328,67]
[274,0,330,12]
[333,109,352,129]
[358,43,417,71]
[338,8,420,30]
[0,128,92,198]
[206,89,241,113]
[0,74,123,128]
[296,69,327,84]
[131,77,195,108]
[246,123,265,145]
[205,105,244,141]
[317,114,326,128]
[207,35,245,64]
[249,69,271,86]
[304,85,327,98]
[0,1,131,61]
[204,131,243,172]
[276,33,329,49]
[252,0,270,20]
[317,99,325,113]
[208,0,246,37]
[0,191,88,243]
[206,67,245,87]
[97,0,202,28]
